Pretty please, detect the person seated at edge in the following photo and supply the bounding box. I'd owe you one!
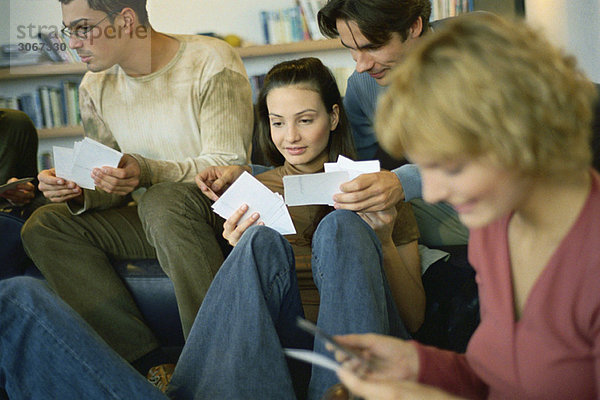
[0,109,48,279]
[0,109,45,219]
[326,13,599,400]
[0,56,424,400]
[20,0,253,374]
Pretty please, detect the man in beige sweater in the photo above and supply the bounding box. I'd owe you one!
[21,0,253,371]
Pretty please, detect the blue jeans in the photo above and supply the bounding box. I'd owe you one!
[0,277,166,400]
[309,210,409,398]
[169,210,408,400]
[0,211,408,399]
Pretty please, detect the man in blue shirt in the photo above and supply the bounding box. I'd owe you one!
[316,0,468,246]
[318,0,431,166]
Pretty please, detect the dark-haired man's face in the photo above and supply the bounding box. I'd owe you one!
[337,19,419,86]
[61,0,125,72]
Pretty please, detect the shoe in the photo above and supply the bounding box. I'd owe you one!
[321,383,354,400]
[146,363,175,393]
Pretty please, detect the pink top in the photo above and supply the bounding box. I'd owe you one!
[416,169,600,399]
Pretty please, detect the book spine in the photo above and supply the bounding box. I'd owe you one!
[295,0,312,40]
[59,81,69,126]
[49,88,64,127]
[260,10,270,44]
[283,8,294,43]
[290,6,304,42]
[32,91,44,129]
[18,94,36,127]
[267,11,281,44]
[48,33,71,63]
[66,82,79,126]
[74,83,81,125]
[37,32,62,62]
[39,86,53,128]
[298,0,316,39]
[304,0,325,40]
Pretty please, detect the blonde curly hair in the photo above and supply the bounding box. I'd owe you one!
[376,12,597,176]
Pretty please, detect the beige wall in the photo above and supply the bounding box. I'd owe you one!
[526,0,600,82]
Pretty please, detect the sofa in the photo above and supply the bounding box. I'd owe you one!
[1,212,185,353]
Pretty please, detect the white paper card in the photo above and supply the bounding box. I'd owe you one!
[283,348,340,372]
[284,156,381,206]
[53,138,123,190]
[53,146,76,183]
[0,177,34,194]
[283,171,349,206]
[211,171,296,235]
[324,155,380,180]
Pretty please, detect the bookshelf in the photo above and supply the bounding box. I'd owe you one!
[237,39,343,58]
[0,62,87,81]
[0,39,347,140]
[0,39,343,81]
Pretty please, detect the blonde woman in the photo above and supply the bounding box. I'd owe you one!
[333,13,599,399]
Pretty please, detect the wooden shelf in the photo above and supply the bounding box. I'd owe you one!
[0,62,87,80]
[237,39,343,58]
[38,125,84,139]
[0,39,344,80]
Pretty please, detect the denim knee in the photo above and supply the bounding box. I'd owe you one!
[237,225,291,261]
[241,224,280,239]
[0,276,49,307]
[312,210,380,279]
[314,210,375,246]
[234,225,295,279]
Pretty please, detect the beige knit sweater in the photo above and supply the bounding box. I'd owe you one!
[73,34,254,212]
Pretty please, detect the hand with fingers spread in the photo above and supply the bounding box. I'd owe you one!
[38,168,83,204]
[91,154,140,196]
[195,165,251,201]
[222,203,264,247]
[1,178,36,206]
[333,171,404,213]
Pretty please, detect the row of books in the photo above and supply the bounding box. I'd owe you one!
[0,82,81,129]
[37,32,80,63]
[0,44,47,68]
[0,33,79,68]
[431,0,474,21]
[259,0,327,45]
